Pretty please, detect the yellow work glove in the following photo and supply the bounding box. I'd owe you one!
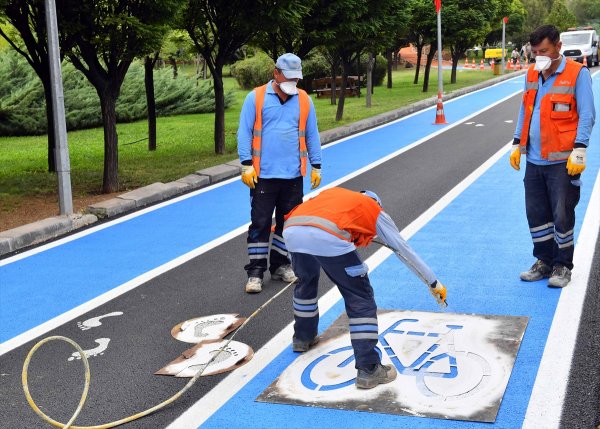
[509,144,521,171]
[241,165,258,189]
[566,147,586,176]
[429,280,448,308]
[310,167,321,189]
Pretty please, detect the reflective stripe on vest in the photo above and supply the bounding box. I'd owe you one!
[251,84,310,177]
[284,215,353,241]
[519,59,583,161]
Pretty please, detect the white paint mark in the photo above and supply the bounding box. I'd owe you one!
[172,314,244,344]
[166,141,517,429]
[77,311,123,330]
[523,171,600,428]
[465,122,475,125]
[475,123,485,127]
[157,340,252,377]
[67,338,110,361]
[504,120,514,123]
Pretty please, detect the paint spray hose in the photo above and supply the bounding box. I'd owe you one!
[372,240,448,308]
[22,278,298,429]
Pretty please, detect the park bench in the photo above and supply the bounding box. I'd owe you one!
[313,76,361,98]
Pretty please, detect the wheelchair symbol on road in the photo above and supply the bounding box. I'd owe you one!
[257,310,528,423]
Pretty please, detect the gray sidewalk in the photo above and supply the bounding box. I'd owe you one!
[0,71,524,257]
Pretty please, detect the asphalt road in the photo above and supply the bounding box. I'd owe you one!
[1,78,599,428]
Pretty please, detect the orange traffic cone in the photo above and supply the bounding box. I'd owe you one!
[433,92,447,125]
[583,56,588,67]
[471,58,476,69]
[490,58,495,70]
[479,59,485,70]
[516,59,522,70]
[507,59,512,70]
[464,58,470,69]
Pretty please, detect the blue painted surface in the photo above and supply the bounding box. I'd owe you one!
[198,74,600,428]
[0,76,525,343]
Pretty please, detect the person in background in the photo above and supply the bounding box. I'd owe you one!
[237,53,322,294]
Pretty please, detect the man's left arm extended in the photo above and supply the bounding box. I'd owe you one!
[568,67,596,175]
[375,212,447,306]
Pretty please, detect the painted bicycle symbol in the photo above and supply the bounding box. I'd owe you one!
[301,318,492,400]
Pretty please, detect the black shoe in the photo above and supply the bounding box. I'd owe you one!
[355,363,398,389]
[520,260,551,281]
[292,336,319,352]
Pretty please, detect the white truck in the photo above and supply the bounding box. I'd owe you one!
[560,27,599,67]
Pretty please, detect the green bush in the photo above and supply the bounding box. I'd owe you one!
[230,52,275,90]
[348,54,387,86]
[0,49,233,136]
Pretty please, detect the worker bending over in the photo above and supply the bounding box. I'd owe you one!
[283,187,447,389]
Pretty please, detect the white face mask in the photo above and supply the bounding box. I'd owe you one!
[278,80,298,95]
[534,55,560,72]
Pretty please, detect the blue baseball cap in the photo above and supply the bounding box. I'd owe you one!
[360,190,383,207]
[275,53,303,79]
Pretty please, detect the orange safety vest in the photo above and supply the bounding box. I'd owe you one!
[519,58,583,161]
[284,187,383,247]
[252,84,310,176]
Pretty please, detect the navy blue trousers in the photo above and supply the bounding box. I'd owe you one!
[289,251,380,369]
[245,177,303,278]
[524,162,581,270]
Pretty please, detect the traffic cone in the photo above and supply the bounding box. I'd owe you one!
[516,59,521,70]
[507,59,512,70]
[583,56,588,67]
[480,59,485,70]
[472,58,476,69]
[464,58,470,69]
[490,58,495,70]
[433,92,447,125]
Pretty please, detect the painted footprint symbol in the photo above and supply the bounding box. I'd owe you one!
[77,311,123,330]
[68,338,111,361]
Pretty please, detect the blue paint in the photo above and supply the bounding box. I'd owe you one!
[0,77,526,342]
[198,74,600,428]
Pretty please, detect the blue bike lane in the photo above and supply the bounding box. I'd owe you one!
[0,77,524,344]
[197,72,600,428]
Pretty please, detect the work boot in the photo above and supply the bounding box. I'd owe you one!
[520,260,551,281]
[271,264,298,283]
[548,265,572,288]
[292,336,319,352]
[355,363,398,389]
[245,277,263,294]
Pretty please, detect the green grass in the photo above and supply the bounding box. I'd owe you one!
[0,66,508,214]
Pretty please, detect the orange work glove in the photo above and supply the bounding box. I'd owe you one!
[241,165,258,189]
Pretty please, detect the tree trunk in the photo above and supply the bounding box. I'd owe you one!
[335,61,350,122]
[422,46,437,93]
[42,80,57,172]
[451,52,459,84]
[393,50,399,71]
[414,44,423,84]
[212,66,226,155]
[170,57,178,79]
[366,52,373,107]
[386,49,393,88]
[145,55,157,151]
[99,89,119,193]
[330,63,337,106]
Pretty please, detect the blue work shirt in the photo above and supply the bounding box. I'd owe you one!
[283,212,437,286]
[237,80,322,179]
[514,56,596,166]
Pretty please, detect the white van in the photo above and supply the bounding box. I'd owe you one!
[560,27,599,66]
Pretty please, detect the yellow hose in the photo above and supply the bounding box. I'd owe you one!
[22,279,296,428]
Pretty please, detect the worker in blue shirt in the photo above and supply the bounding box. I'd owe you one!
[511,25,595,288]
[237,53,322,294]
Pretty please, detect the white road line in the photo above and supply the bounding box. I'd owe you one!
[1,74,524,267]
[165,141,514,429]
[0,87,522,354]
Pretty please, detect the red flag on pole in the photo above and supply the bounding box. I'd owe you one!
[434,0,442,12]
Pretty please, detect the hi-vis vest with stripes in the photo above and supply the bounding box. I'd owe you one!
[283,187,383,247]
[252,84,310,176]
[519,59,583,161]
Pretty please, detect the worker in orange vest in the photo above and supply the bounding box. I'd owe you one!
[237,53,322,294]
[510,25,595,288]
[283,187,447,389]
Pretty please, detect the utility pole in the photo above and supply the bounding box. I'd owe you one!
[502,17,508,74]
[45,0,73,215]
